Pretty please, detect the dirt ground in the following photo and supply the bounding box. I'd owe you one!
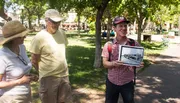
[72,43,180,103]
[72,88,105,103]
[71,57,156,103]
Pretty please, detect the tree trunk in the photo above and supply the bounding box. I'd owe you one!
[142,18,148,32]
[38,15,40,25]
[137,19,143,44]
[0,7,11,21]
[93,0,110,68]
[133,20,136,34]
[106,9,111,41]
[28,18,32,29]
[94,11,102,68]
[77,14,81,37]
[170,23,172,30]
[179,16,180,36]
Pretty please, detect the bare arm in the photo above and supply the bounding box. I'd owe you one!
[102,58,124,69]
[102,57,114,68]
[0,74,31,89]
[31,53,40,71]
[136,62,144,68]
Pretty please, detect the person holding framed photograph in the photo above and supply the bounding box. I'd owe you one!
[102,16,144,103]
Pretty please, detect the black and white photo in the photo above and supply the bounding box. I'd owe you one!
[119,45,144,66]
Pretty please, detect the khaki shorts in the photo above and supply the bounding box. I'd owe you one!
[0,93,32,103]
[39,76,72,103]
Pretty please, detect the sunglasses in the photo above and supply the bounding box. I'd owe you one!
[48,18,60,25]
[17,55,28,65]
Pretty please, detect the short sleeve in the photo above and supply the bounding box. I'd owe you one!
[101,42,110,58]
[29,34,41,54]
[60,29,68,46]
[0,57,6,75]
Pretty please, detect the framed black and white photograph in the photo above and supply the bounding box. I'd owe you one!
[118,45,144,66]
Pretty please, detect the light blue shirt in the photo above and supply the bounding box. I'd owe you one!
[0,44,32,95]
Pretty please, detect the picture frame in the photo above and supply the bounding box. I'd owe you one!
[118,45,144,66]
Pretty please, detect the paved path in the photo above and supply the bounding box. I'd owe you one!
[128,34,180,43]
[72,37,180,103]
[135,43,180,103]
[73,43,180,103]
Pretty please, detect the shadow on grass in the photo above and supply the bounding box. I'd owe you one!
[138,59,151,73]
[72,89,104,103]
[26,36,167,102]
[67,46,106,90]
[67,33,94,38]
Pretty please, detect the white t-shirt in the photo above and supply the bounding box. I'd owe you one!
[0,44,32,95]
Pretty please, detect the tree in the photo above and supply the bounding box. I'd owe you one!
[117,0,180,43]
[72,1,89,36]
[93,0,110,68]
[13,0,179,68]
[33,2,48,25]
[117,0,156,43]
[152,5,180,32]
[0,0,12,21]
[102,0,124,41]
[45,0,111,68]
[11,0,47,29]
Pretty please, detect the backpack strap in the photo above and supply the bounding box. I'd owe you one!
[107,39,113,61]
[107,38,135,61]
[128,38,135,46]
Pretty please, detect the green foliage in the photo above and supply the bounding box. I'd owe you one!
[152,4,180,26]
[141,41,164,50]
[0,0,5,9]
[10,0,48,27]
[80,7,96,22]
[88,21,95,34]
[45,0,73,12]
[141,41,167,60]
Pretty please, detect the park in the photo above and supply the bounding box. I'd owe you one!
[0,0,180,103]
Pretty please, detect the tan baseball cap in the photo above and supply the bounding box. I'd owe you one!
[45,9,63,22]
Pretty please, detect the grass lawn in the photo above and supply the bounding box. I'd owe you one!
[23,33,167,102]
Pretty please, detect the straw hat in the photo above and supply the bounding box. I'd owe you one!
[0,20,30,45]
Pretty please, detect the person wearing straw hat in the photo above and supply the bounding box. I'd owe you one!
[29,9,71,103]
[0,20,32,103]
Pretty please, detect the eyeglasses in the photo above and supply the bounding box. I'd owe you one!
[17,55,28,65]
[48,18,60,25]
